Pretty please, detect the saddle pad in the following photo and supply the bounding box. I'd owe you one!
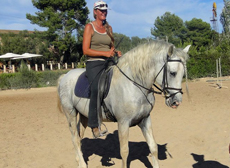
[74,69,113,99]
[74,71,91,98]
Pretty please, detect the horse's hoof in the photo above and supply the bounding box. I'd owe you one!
[92,127,100,138]
[92,127,108,139]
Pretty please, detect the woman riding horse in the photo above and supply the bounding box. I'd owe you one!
[82,0,121,138]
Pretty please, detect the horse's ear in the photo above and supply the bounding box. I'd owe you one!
[183,45,191,53]
[167,45,174,57]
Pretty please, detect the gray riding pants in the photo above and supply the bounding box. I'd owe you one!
[85,60,106,128]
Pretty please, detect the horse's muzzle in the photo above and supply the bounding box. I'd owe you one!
[165,96,181,109]
[170,101,180,109]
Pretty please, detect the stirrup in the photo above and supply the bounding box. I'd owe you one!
[92,123,108,139]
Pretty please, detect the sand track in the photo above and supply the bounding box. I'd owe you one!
[0,77,230,168]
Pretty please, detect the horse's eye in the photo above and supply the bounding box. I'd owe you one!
[170,72,177,77]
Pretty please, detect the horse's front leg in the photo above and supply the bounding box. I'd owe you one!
[118,122,130,168]
[138,116,159,168]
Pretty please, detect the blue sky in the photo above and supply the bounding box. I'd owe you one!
[0,0,225,38]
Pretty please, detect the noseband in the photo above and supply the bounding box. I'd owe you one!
[153,56,184,98]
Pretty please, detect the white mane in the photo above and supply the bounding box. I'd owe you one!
[116,40,188,82]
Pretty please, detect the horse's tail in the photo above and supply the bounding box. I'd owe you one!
[57,74,65,113]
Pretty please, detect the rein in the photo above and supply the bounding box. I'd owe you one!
[114,63,157,94]
[112,38,184,99]
[112,55,184,98]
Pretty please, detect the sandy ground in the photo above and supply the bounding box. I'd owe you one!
[0,77,230,168]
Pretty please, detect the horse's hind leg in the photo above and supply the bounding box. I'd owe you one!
[64,108,87,168]
[77,114,88,139]
[138,116,159,168]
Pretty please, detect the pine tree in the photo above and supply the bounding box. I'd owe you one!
[151,12,185,45]
[26,0,89,63]
[220,0,230,34]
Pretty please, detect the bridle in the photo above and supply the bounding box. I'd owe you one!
[112,55,184,99]
[153,55,184,99]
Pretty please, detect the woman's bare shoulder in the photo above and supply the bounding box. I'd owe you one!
[85,22,93,29]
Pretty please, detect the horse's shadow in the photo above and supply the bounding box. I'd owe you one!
[191,153,229,168]
[81,130,169,168]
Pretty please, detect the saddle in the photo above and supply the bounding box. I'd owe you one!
[74,67,117,122]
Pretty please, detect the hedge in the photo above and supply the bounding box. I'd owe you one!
[0,65,69,90]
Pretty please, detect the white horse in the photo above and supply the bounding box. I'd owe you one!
[57,40,190,168]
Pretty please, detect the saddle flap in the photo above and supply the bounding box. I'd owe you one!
[98,68,113,100]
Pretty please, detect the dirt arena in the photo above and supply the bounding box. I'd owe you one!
[0,77,230,168]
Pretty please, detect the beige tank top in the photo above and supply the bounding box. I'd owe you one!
[87,22,111,61]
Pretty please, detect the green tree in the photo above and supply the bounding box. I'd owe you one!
[131,36,148,48]
[185,18,213,48]
[151,12,185,45]
[114,33,132,54]
[0,31,50,70]
[26,0,89,63]
[113,34,149,55]
[220,0,230,34]
[0,31,49,57]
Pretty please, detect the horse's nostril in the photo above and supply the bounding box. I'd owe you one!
[172,101,179,107]
[172,102,177,106]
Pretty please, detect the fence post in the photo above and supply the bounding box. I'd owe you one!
[219,57,222,78]
[58,63,60,70]
[215,57,226,89]
[27,64,31,71]
[50,63,53,70]
[72,62,74,69]
[65,63,67,69]
[42,64,45,71]
[12,65,15,73]
[35,64,38,71]
[3,65,6,73]
[216,59,219,83]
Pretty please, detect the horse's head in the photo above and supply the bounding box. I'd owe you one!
[156,44,190,109]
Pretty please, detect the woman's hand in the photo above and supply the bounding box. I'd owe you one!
[106,47,115,57]
[115,50,122,57]
[106,48,122,58]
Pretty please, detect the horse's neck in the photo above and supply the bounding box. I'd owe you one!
[116,53,158,90]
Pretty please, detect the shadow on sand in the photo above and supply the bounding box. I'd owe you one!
[191,153,229,168]
[81,130,169,168]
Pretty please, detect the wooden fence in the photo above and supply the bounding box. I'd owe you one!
[0,62,84,73]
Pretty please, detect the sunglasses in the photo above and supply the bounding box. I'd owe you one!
[95,4,108,8]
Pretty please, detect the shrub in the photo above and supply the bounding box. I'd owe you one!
[8,62,38,89]
[0,63,69,90]
[0,73,16,90]
[37,70,69,87]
